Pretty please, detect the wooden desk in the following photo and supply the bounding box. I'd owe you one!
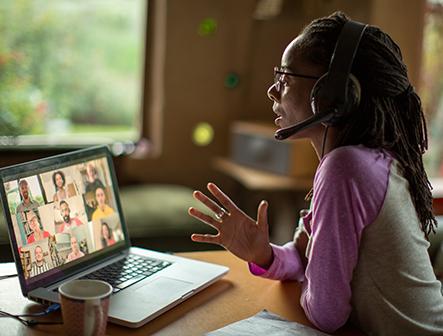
[1,251,362,335]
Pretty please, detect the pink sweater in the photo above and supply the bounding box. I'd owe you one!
[249,145,391,331]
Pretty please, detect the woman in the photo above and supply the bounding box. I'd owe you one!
[189,12,443,335]
[27,210,51,244]
[101,222,115,248]
[52,171,67,202]
[65,235,85,263]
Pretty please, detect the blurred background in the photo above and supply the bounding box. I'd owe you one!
[1,0,443,256]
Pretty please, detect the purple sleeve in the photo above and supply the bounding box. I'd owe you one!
[249,242,305,282]
[300,147,391,332]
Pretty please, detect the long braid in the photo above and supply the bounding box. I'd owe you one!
[376,91,436,237]
[299,12,437,238]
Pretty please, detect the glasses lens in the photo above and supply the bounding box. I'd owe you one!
[274,67,282,81]
[273,67,282,91]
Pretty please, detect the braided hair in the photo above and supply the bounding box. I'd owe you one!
[298,12,437,238]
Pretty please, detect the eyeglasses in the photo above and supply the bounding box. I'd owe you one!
[273,66,320,92]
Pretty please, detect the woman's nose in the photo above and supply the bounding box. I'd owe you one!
[267,83,279,102]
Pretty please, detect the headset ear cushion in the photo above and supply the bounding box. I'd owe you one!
[310,73,329,116]
[310,73,362,126]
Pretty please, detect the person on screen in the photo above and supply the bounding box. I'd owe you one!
[52,171,68,202]
[85,163,105,195]
[27,210,51,244]
[57,200,84,233]
[188,11,443,335]
[29,245,52,277]
[92,187,115,221]
[16,179,40,213]
[100,222,116,248]
[65,236,85,263]
[84,162,105,219]
[16,179,40,245]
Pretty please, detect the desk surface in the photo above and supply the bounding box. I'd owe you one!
[1,250,362,336]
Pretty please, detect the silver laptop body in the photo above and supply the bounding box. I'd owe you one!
[0,145,228,328]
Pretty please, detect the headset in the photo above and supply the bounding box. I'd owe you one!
[274,20,368,141]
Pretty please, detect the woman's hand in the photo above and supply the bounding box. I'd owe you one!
[188,182,273,268]
[293,228,309,269]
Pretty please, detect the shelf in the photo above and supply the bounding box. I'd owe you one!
[213,157,313,191]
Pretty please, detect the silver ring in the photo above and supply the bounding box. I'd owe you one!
[214,208,228,221]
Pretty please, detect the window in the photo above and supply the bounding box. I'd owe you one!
[422,0,443,177]
[0,0,146,148]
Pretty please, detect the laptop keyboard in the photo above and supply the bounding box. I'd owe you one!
[81,254,172,293]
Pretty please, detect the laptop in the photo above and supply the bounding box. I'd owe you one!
[0,145,228,328]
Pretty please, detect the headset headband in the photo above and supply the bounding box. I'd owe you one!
[325,20,367,108]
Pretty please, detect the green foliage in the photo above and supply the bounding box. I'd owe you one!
[0,0,144,138]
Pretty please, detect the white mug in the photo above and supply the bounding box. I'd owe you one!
[59,279,113,336]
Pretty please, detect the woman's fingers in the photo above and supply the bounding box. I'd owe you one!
[207,183,236,213]
[192,190,226,216]
[256,200,269,232]
[188,207,221,230]
[191,233,221,245]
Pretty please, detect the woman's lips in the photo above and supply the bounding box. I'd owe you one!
[275,116,282,126]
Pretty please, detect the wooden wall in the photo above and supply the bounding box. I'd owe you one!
[0,0,426,192]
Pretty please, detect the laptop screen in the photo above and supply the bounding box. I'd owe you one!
[0,146,128,288]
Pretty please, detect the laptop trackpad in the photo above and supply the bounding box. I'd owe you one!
[134,277,194,303]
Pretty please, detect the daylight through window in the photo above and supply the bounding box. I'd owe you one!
[0,0,146,147]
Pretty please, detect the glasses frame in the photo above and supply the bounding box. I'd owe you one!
[273,66,320,92]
